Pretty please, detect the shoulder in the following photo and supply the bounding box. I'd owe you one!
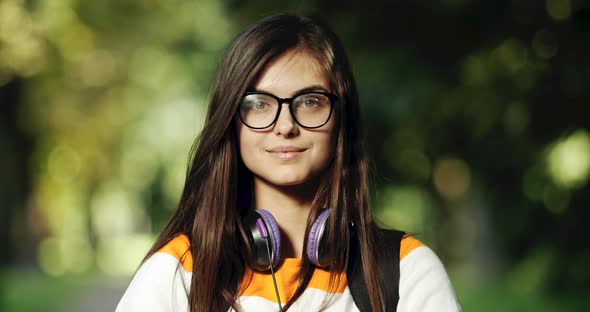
[158,233,193,272]
[375,229,425,261]
[398,236,461,312]
[115,234,193,312]
[400,235,425,261]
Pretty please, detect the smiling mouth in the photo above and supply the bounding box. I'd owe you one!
[266,146,307,160]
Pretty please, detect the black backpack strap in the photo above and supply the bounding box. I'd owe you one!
[346,227,405,312]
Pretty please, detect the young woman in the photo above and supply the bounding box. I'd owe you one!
[116,14,460,312]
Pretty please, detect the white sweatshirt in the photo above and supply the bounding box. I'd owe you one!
[116,235,461,311]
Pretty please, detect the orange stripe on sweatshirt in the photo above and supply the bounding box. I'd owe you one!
[239,258,347,303]
[400,235,424,261]
[158,234,193,272]
[158,234,424,287]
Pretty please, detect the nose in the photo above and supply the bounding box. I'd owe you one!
[273,103,299,137]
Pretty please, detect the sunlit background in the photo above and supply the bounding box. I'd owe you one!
[1,0,589,311]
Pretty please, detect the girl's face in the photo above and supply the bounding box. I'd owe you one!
[237,50,337,187]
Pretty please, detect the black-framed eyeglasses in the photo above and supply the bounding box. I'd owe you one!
[238,91,338,129]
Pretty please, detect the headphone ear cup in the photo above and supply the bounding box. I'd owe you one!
[306,208,331,267]
[243,209,281,271]
[256,209,282,268]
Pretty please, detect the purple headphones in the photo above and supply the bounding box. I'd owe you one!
[243,208,331,271]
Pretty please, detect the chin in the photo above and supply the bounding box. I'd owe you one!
[259,170,315,187]
[268,176,308,186]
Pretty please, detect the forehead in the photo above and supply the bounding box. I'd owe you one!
[253,50,330,96]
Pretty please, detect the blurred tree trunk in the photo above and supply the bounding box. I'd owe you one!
[0,79,33,266]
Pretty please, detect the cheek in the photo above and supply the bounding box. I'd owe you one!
[237,126,261,167]
[314,126,338,169]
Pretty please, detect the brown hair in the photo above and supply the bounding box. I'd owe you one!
[143,14,385,311]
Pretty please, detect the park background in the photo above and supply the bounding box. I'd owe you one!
[1,0,589,311]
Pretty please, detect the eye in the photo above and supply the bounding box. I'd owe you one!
[294,93,329,109]
[240,94,275,111]
[302,98,320,107]
[252,101,269,109]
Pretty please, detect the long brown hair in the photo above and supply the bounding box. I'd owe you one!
[143,14,385,311]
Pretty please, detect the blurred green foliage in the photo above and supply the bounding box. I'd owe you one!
[1,0,589,311]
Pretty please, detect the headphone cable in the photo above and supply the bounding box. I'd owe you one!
[264,237,283,311]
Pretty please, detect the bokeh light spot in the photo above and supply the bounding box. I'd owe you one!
[433,157,471,201]
[547,0,571,21]
[62,236,94,273]
[96,234,155,276]
[375,185,433,233]
[461,55,489,85]
[119,139,159,190]
[492,39,528,74]
[0,0,46,77]
[546,130,590,189]
[78,49,117,87]
[90,180,149,238]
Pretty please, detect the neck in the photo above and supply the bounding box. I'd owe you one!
[253,177,319,258]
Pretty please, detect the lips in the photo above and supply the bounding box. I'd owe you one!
[266,146,308,160]
[266,146,307,153]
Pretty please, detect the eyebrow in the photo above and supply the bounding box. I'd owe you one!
[248,85,331,96]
